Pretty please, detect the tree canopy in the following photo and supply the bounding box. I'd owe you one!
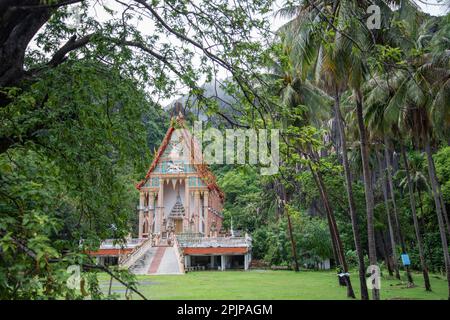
[1,0,450,300]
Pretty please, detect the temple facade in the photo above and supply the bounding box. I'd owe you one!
[136,113,224,244]
[92,109,252,272]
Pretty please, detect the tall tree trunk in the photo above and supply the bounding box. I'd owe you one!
[400,144,431,291]
[308,162,356,298]
[0,3,73,154]
[417,188,429,257]
[333,92,369,300]
[354,89,380,300]
[417,188,431,260]
[376,150,401,280]
[425,140,450,299]
[383,137,414,285]
[439,191,450,237]
[279,181,299,272]
[0,3,51,87]
[379,230,394,276]
[417,188,426,230]
[284,186,299,272]
[286,211,300,272]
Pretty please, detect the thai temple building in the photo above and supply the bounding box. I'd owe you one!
[135,111,225,241]
[91,105,252,273]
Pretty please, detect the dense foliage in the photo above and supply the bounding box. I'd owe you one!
[0,0,449,300]
[0,0,271,299]
[214,0,450,300]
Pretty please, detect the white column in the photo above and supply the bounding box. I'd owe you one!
[210,256,215,269]
[194,191,200,233]
[149,192,155,234]
[184,178,190,231]
[138,192,144,238]
[203,191,209,234]
[221,255,226,271]
[156,180,164,233]
[244,254,249,270]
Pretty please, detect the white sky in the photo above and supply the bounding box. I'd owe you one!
[415,0,449,16]
[164,0,449,104]
[269,0,449,33]
[73,1,449,105]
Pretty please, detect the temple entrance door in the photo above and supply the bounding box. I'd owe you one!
[174,219,183,234]
[142,220,148,238]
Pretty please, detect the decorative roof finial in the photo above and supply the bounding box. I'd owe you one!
[173,102,184,120]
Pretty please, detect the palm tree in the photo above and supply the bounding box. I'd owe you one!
[396,151,430,232]
[332,0,412,298]
[354,88,379,299]
[309,158,356,298]
[361,75,412,283]
[396,151,430,196]
[277,75,356,298]
[278,180,300,272]
[277,0,370,299]
[333,90,369,299]
[364,66,434,290]
[382,20,450,298]
[363,5,445,287]
[337,1,385,300]
[337,0,439,296]
[383,137,414,285]
[399,144,431,291]
[375,149,401,280]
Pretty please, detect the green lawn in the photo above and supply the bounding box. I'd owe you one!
[98,270,449,300]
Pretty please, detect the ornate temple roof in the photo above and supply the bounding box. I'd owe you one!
[136,113,224,201]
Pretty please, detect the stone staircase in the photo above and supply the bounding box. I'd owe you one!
[127,246,182,275]
[128,246,158,274]
[148,246,167,274]
[119,237,153,269]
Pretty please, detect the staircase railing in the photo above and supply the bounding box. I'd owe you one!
[172,235,185,273]
[176,236,251,248]
[119,237,153,269]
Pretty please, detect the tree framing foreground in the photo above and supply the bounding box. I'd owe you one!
[0,0,274,152]
[0,0,274,299]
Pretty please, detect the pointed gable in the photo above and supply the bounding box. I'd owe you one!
[136,115,224,200]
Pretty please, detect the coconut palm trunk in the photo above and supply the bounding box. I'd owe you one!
[354,89,380,300]
[379,230,393,276]
[284,188,300,272]
[383,137,414,285]
[333,92,369,300]
[376,150,401,280]
[417,188,425,225]
[424,140,450,299]
[439,191,450,237]
[308,161,356,299]
[286,211,300,272]
[400,145,431,291]
[278,181,300,272]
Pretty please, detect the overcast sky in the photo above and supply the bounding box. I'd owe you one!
[79,0,449,105]
[269,0,449,31]
[414,0,449,16]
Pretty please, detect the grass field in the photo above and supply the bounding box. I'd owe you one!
[98,270,449,300]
